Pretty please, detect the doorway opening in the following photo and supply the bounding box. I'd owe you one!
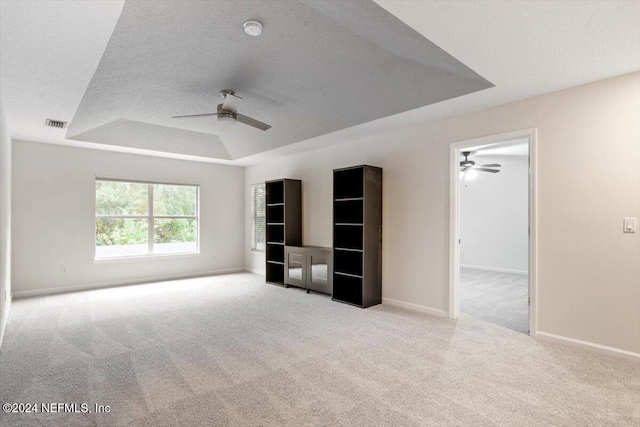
[449,129,537,336]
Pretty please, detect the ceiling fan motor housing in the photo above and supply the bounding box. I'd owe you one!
[217,104,236,125]
[460,160,475,168]
[460,151,475,168]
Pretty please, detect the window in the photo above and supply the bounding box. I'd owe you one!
[95,179,198,258]
[252,183,266,251]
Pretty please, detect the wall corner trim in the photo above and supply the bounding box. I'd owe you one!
[0,295,12,354]
[11,268,245,299]
[382,297,448,318]
[536,331,640,361]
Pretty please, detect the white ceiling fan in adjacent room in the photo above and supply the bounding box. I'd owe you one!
[172,90,272,131]
[460,151,501,181]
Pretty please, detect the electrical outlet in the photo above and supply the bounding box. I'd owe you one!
[61,267,67,274]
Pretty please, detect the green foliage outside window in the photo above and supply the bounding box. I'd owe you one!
[96,180,198,250]
[154,218,196,244]
[154,185,197,216]
[96,218,148,246]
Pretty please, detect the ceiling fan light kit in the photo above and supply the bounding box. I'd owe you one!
[463,169,479,181]
[217,113,236,126]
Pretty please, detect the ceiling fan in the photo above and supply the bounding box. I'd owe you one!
[460,151,501,180]
[172,90,271,131]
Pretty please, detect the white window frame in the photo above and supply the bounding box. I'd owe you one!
[95,178,200,260]
[251,183,266,252]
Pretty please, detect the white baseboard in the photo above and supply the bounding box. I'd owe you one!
[11,267,245,299]
[244,267,265,276]
[382,297,448,318]
[461,264,528,275]
[0,295,12,354]
[537,331,640,361]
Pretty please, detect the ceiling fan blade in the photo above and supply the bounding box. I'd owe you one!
[172,112,218,119]
[221,92,242,114]
[479,163,501,168]
[236,113,271,131]
[475,168,500,173]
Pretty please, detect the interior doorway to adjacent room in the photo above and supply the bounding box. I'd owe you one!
[449,129,537,336]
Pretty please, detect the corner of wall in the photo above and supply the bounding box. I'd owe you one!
[0,95,12,352]
[0,294,11,353]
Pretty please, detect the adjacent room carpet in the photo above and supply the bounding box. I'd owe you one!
[459,268,529,334]
[1,273,638,426]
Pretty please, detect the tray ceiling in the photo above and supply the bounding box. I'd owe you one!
[66,0,492,160]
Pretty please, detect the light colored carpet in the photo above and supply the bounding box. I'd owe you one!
[1,273,638,426]
[460,268,529,334]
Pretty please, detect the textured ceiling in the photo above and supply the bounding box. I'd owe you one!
[1,1,638,165]
[65,0,492,160]
[0,0,125,145]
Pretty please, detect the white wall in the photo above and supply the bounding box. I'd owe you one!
[0,98,12,349]
[460,153,529,273]
[12,141,245,296]
[244,72,640,354]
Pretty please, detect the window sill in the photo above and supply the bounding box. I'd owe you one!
[93,252,201,263]
[251,249,265,253]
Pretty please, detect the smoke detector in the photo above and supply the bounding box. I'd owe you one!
[243,21,262,37]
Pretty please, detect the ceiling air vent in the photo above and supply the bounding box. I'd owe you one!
[45,119,67,129]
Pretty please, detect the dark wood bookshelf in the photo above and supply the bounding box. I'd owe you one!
[332,165,382,308]
[265,179,302,285]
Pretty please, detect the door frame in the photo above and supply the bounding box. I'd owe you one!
[448,128,538,337]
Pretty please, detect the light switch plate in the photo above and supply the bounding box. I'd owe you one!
[623,218,636,233]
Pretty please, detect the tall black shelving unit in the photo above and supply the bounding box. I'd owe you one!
[332,165,382,308]
[266,179,302,285]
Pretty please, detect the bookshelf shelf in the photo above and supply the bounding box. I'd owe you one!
[265,179,301,285]
[332,165,382,308]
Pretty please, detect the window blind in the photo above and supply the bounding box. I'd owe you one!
[252,183,266,251]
